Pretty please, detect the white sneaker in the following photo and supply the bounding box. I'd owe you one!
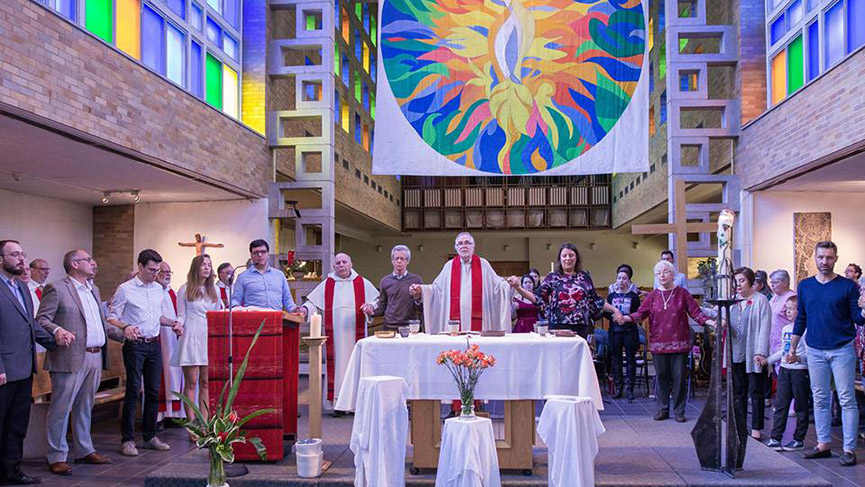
[142,436,171,451]
[120,441,139,456]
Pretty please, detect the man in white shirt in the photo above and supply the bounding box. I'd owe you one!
[654,250,688,290]
[107,250,182,457]
[37,249,125,476]
[28,259,50,303]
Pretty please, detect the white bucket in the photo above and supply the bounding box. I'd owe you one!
[296,451,323,478]
[295,438,322,456]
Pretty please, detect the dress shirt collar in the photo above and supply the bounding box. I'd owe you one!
[393,270,408,280]
[69,276,93,292]
[132,276,159,289]
[250,265,272,275]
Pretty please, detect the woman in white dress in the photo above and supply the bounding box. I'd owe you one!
[171,253,223,430]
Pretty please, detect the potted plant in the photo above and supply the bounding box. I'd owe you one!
[174,321,275,487]
[436,340,496,418]
[287,260,307,280]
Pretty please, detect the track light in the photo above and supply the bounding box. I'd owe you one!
[101,192,110,204]
[131,190,141,203]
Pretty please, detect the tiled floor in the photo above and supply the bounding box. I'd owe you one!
[19,379,865,486]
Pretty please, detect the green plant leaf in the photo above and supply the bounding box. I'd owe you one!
[225,320,267,413]
[172,391,208,431]
[216,445,235,464]
[236,408,276,429]
[248,436,268,461]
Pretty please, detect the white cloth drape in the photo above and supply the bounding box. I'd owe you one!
[537,396,605,487]
[334,334,603,411]
[159,288,184,418]
[421,257,513,334]
[303,270,379,408]
[349,376,408,487]
[435,417,501,487]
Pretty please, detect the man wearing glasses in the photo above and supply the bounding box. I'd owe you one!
[0,240,58,485]
[107,249,182,457]
[231,240,306,317]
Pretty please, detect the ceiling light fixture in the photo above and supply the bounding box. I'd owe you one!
[131,190,141,203]
[101,192,110,204]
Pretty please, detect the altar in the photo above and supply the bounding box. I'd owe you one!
[334,333,602,473]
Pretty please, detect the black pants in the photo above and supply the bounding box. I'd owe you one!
[654,352,688,417]
[0,376,33,478]
[122,340,162,443]
[610,327,638,389]
[771,367,810,442]
[732,362,767,431]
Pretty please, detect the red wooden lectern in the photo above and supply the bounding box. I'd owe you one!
[207,310,299,461]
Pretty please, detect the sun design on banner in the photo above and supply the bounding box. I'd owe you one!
[380,0,645,174]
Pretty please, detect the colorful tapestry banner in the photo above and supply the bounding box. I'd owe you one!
[372,0,649,176]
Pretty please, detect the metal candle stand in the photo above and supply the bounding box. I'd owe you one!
[691,297,743,477]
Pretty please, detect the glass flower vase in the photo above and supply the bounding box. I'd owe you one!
[207,448,228,487]
[459,389,476,419]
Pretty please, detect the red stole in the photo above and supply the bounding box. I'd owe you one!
[168,288,178,314]
[324,275,366,402]
[219,287,228,306]
[449,255,483,331]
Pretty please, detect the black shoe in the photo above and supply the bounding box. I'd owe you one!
[654,410,669,421]
[4,472,41,485]
[802,447,832,459]
[840,451,857,466]
[612,388,623,399]
[675,414,687,423]
[332,410,345,418]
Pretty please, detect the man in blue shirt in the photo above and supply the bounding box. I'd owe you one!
[231,240,306,318]
[786,240,865,466]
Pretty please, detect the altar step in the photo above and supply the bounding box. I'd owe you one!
[145,415,830,487]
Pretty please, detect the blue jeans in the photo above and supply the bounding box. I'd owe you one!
[807,341,858,452]
[121,340,162,443]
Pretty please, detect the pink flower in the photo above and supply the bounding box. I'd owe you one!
[228,411,239,423]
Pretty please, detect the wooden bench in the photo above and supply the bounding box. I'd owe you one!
[32,341,126,408]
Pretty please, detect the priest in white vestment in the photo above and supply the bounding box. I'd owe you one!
[302,253,379,411]
[410,232,513,334]
[157,262,185,419]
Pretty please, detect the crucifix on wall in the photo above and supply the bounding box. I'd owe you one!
[178,233,225,256]
[630,180,718,275]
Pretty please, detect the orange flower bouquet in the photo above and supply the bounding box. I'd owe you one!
[436,340,496,418]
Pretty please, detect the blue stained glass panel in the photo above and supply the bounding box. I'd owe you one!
[787,0,802,25]
[807,21,819,81]
[206,17,222,45]
[770,14,786,45]
[56,0,76,21]
[166,23,185,86]
[825,1,844,68]
[224,35,238,59]
[849,0,865,52]
[166,0,185,19]
[224,0,239,28]
[142,5,166,75]
[191,3,203,30]
[191,41,204,98]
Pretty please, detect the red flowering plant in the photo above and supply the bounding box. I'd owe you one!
[174,320,274,487]
[436,339,497,418]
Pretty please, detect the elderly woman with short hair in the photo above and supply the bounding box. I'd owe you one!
[619,260,714,422]
[768,270,796,367]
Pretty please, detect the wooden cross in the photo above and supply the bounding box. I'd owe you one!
[178,233,225,256]
[630,180,717,274]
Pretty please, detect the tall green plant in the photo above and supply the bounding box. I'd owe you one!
[173,320,275,485]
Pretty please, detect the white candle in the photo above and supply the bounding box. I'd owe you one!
[550,262,554,273]
[716,209,735,300]
[310,312,322,338]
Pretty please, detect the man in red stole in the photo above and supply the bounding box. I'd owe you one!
[410,232,513,334]
[302,253,379,412]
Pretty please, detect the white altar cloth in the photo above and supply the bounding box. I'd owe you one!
[334,333,602,411]
[537,395,605,487]
[349,376,408,487]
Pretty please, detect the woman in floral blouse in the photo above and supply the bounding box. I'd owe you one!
[510,243,622,338]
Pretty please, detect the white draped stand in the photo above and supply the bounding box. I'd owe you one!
[350,376,409,487]
[435,417,501,487]
[537,396,605,487]
[335,333,602,473]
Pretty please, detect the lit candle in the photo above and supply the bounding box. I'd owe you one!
[310,312,322,338]
[716,209,735,300]
[550,262,554,273]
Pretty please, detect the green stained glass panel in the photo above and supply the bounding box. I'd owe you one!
[307,14,316,30]
[355,73,361,102]
[355,2,361,18]
[206,53,223,110]
[787,35,804,94]
[371,92,375,119]
[371,16,376,46]
[86,0,114,43]
[659,40,667,80]
[335,44,340,74]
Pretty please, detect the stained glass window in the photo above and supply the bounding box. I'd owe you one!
[167,0,185,19]
[849,0,865,53]
[223,65,238,118]
[167,23,185,86]
[224,0,239,28]
[206,53,223,109]
[142,5,165,74]
[224,35,238,60]
[117,0,141,60]
[824,1,844,69]
[206,18,222,46]
[771,50,786,104]
[787,35,803,94]
[807,21,819,81]
[191,3,203,30]
[191,41,204,98]
[86,0,113,43]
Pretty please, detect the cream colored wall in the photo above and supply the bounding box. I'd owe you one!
[340,230,667,290]
[749,191,865,289]
[133,199,270,278]
[0,188,92,279]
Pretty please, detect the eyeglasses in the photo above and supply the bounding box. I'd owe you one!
[251,250,268,256]
[73,257,93,263]
[159,270,173,275]
[456,241,474,247]
[1,252,26,259]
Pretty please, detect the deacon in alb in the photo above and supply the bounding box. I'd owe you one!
[410,232,513,333]
[302,253,379,411]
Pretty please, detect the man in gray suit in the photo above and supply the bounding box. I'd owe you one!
[37,249,125,476]
[0,240,57,485]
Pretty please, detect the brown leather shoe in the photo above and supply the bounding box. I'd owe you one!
[48,462,72,476]
[74,452,112,465]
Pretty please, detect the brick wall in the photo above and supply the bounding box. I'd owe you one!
[92,205,135,298]
[736,0,767,125]
[737,50,865,190]
[0,0,271,197]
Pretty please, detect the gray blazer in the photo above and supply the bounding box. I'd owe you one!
[730,291,772,374]
[37,276,125,373]
[0,277,57,382]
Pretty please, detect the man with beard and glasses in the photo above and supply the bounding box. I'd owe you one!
[0,240,58,484]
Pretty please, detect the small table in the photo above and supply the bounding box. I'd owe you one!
[335,333,602,473]
[435,417,501,487]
